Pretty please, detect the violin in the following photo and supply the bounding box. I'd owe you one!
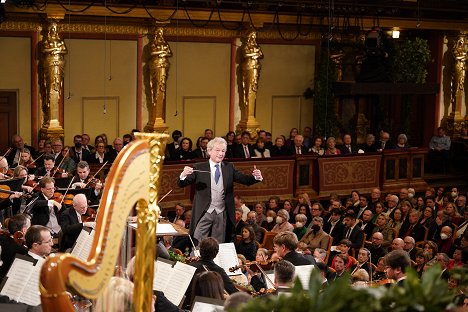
[52,192,63,204]
[0,185,30,199]
[251,287,277,297]
[229,259,278,273]
[81,207,96,222]
[62,194,75,206]
[0,229,25,246]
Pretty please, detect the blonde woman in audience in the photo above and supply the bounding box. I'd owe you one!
[94,277,134,312]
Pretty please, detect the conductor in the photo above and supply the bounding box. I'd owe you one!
[178,137,262,244]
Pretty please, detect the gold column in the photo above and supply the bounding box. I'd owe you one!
[39,18,67,142]
[237,30,263,141]
[450,32,467,121]
[144,27,172,133]
[133,132,168,312]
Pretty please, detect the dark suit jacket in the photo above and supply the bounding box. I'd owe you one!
[69,147,91,164]
[360,221,375,239]
[154,290,183,312]
[165,142,179,160]
[323,220,345,245]
[30,193,61,231]
[0,235,28,279]
[85,152,112,164]
[289,145,309,155]
[338,144,358,155]
[33,166,48,177]
[177,161,259,242]
[270,146,293,157]
[185,258,238,307]
[398,222,425,243]
[233,144,255,158]
[283,250,315,266]
[344,225,365,250]
[193,148,209,159]
[58,207,84,251]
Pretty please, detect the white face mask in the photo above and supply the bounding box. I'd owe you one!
[407,193,414,199]
[451,192,458,198]
[295,222,303,228]
[440,233,449,240]
[276,216,283,224]
[266,216,274,223]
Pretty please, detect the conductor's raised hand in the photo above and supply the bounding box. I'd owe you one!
[181,166,194,178]
[252,165,263,181]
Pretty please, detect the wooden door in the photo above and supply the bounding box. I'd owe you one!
[0,91,17,153]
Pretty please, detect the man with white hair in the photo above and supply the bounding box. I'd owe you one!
[385,194,399,216]
[58,193,96,251]
[391,238,405,250]
[178,137,263,243]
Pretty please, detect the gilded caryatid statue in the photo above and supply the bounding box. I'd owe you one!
[145,27,172,133]
[39,19,67,141]
[451,33,467,118]
[237,30,263,140]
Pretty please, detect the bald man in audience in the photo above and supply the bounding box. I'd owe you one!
[58,193,96,251]
[391,238,405,250]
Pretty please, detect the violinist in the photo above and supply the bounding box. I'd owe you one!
[0,157,11,180]
[0,214,29,280]
[34,154,68,178]
[17,148,35,169]
[248,248,270,292]
[58,194,95,252]
[273,260,295,292]
[29,177,62,237]
[71,161,103,205]
[185,237,238,307]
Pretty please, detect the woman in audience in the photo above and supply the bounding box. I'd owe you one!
[423,240,439,268]
[225,131,236,158]
[285,128,298,148]
[235,225,257,261]
[372,213,394,248]
[396,133,411,149]
[271,209,294,233]
[416,196,426,211]
[59,146,76,175]
[172,137,195,161]
[325,137,341,155]
[309,136,324,155]
[359,134,377,153]
[350,190,360,208]
[419,206,436,230]
[388,208,404,233]
[372,257,387,281]
[87,141,112,164]
[399,200,413,223]
[282,199,295,223]
[261,209,276,231]
[253,137,271,158]
[414,249,428,277]
[435,186,445,206]
[444,202,463,225]
[293,193,311,215]
[293,213,308,240]
[371,201,386,223]
[190,271,225,307]
[270,136,290,156]
[254,202,267,226]
[298,203,313,227]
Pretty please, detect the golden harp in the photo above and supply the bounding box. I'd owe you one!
[39,133,168,312]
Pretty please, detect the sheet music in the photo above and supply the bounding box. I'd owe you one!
[0,257,44,306]
[265,271,275,290]
[153,258,197,306]
[71,228,95,261]
[213,243,241,276]
[191,296,225,312]
[128,223,179,235]
[294,265,315,290]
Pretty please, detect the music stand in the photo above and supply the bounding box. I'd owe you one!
[0,177,24,192]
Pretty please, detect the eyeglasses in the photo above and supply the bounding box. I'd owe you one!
[37,238,53,245]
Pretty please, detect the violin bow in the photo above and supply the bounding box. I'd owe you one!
[157,189,172,204]
[29,153,44,167]
[52,154,67,177]
[59,176,75,205]
[84,161,108,188]
[0,147,12,163]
